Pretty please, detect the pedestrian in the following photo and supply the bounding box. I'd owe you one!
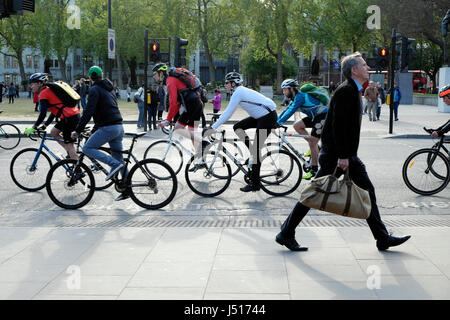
[79,78,87,110]
[126,85,131,103]
[157,83,166,120]
[134,84,145,129]
[362,80,369,114]
[364,81,379,121]
[376,82,385,120]
[33,91,39,112]
[8,82,16,104]
[0,82,4,104]
[387,84,402,121]
[275,52,411,252]
[115,86,120,99]
[15,83,19,98]
[148,84,160,130]
[209,88,222,114]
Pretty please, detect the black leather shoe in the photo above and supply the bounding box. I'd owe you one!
[240,184,260,192]
[376,235,411,251]
[275,233,308,251]
[115,193,130,201]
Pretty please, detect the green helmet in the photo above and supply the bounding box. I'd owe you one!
[152,63,168,73]
[89,66,103,79]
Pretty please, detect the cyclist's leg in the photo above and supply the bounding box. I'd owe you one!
[83,125,123,168]
[51,118,78,159]
[233,116,257,152]
[307,114,326,168]
[254,111,278,185]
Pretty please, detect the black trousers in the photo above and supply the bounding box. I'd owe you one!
[281,151,390,241]
[233,110,277,185]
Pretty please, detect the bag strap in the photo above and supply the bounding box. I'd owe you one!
[319,173,337,210]
[241,100,272,113]
[343,180,352,216]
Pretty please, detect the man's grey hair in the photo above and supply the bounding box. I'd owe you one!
[341,52,363,80]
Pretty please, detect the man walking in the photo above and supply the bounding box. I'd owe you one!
[276,52,411,252]
[364,81,378,121]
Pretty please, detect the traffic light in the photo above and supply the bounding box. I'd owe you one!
[174,37,188,67]
[150,42,160,62]
[398,36,416,71]
[377,47,389,70]
[0,0,34,18]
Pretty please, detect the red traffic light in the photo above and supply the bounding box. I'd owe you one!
[379,47,388,56]
[151,43,159,52]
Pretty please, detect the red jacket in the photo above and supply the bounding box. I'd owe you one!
[33,92,39,103]
[166,76,187,122]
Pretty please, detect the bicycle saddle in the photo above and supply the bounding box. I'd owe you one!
[125,132,147,138]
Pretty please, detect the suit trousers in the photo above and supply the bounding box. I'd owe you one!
[281,151,390,241]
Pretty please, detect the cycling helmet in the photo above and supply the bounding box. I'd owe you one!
[281,79,299,89]
[29,73,48,84]
[88,66,103,79]
[439,84,450,98]
[225,72,243,84]
[152,63,168,73]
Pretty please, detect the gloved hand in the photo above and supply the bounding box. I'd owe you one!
[24,127,36,136]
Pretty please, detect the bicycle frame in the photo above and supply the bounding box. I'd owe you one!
[29,132,67,171]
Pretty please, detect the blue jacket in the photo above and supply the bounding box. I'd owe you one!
[387,87,402,103]
[277,91,328,125]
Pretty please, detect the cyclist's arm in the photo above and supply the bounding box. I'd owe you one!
[277,94,305,126]
[211,92,240,130]
[436,119,450,136]
[33,99,51,128]
[166,79,181,122]
[75,87,98,133]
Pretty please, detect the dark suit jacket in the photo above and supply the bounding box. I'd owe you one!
[321,79,362,159]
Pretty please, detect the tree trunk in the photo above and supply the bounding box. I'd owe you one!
[117,53,123,89]
[58,57,68,83]
[17,51,27,91]
[127,57,137,87]
[276,44,283,95]
[204,43,215,84]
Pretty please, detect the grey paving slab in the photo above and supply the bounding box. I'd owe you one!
[38,275,131,296]
[213,255,285,271]
[118,287,205,300]
[0,281,49,300]
[285,262,368,282]
[283,248,357,266]
[127,261,212,288]
[206,270,289,294]
[417,247,450,265]
[33,294,117,300]
[289,280,379,300]
[217,229,287,255]
[348,243,427,260]
[0,262,66,282]
[204,293,291,300]
[357,260,445,276]
[374,275,450,300]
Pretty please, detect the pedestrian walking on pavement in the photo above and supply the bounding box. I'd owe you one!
[157,83,166,120]
[387,84,402,121]
[148,84,160,130]
[79,78,87,110]
[276,52,411,252]
[364,81,379,121]
[134,84,145,129]
[8,83,16,104]
[209,88,222,114]
[376,82,385,120]
[0,82,4,104]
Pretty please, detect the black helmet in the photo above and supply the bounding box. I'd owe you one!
[152,63,168,73]
[225,72,243,85]
[29,73,48,84]
[439,84,450,98]
[281,79,299,89]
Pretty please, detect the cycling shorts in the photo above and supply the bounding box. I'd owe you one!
[301,113,327,138]
[54,114,80,143]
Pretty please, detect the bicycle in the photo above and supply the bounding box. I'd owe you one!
[185,129,302,197]
[45,132,177,210]
[10,128,114,192]
[144,124,246,177]
[402,127,450,195]
[0,110,21,150]
[264,125,316,174]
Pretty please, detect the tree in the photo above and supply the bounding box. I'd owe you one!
[411,38,442,93]
[0,15,34,90]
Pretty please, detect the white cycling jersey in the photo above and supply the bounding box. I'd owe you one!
[211,86,276,130]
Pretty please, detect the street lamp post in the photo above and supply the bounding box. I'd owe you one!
[108,0,112,80]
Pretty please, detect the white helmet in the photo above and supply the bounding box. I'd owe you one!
[281,79,299,89]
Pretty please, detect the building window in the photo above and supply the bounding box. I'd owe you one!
[5,74,11,84]
[54,60,58,68]
[74,55,81,69]
[26,55,32,68]
[12,57,18,69]
[12,74,19,84]
[4,56,11,69]
[34,55,40,69]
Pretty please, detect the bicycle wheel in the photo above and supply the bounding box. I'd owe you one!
[185,151,232,197]
[128,158,178,210]
[0,123,21,150]
[402,148,450,195]
[84,156,114,191]
[260,149,302,197]
[46,159,95,209]
[10,148,53,191]
[143,140,183,175]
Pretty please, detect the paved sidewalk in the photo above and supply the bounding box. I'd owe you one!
[0,224,449,300]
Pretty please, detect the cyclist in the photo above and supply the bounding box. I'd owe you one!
[430,85,450,138]
[210,72,278,192]
[70,66,127,201]
[152,63,204,163]
[277,79,329,180]
[24,73,80,159]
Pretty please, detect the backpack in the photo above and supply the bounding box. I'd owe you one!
[167,67,202,91]
[46,81,80,108]
[300,83,330,106]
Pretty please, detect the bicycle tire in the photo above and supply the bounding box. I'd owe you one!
[46,159,95,209]
[402,148,450,196]
[0,123,21,150]
[185,151,232,197]
[259,149,302,197]
[10,148,53,192]
[128,158,178,210]
[204,140,247,178]
[143,140,184,175]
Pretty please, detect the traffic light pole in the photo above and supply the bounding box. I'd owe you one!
[388,29,396,134]
[108,0,112,81]
[143,30,148,132]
